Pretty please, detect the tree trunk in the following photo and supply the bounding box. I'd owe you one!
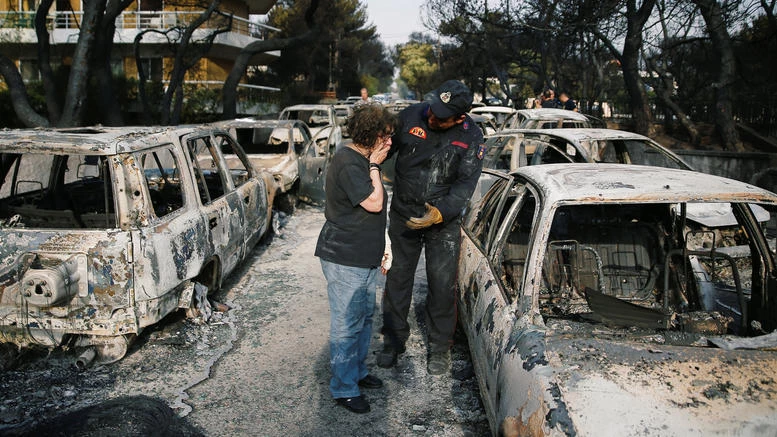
[695,0,743,152]
[592,0,655,135]
[34,0,60,124]
[622,0,656,136]
[0,55,50,127]
[646,56,700,145]
[58,0,106,127]
[221,32,318,119]
[92,0,133,126]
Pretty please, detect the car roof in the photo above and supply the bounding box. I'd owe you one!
[468,113,493,121]
[216,118,305,130]
[502,128,655,143]
[515,108,590,121]
[471,106,517,114]
[0,126,205,155]
[513,164,777,206]
[281,104,333,111]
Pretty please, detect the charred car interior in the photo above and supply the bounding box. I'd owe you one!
[0,153,118,229]
[540,203,774,338]
[481,184,777,342]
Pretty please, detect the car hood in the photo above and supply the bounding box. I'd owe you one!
[545,329,777,436]
[248,154,294,172]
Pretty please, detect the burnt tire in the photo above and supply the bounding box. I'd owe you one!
[275,192,297,215]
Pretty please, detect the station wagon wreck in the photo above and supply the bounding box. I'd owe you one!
[459,164,777,436]
[0,126,270,365]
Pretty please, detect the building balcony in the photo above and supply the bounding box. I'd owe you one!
[0,10,280,65]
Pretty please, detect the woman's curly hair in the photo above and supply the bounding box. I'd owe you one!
[347,103,397,150]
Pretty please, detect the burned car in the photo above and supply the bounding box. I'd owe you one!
[279,103,343,151]
[468,112,499,136]
[216,117,337,207]
[501,108,604,130]
[216,118,312,194]
[459,164,777,436]
[482,128,691,172]
[333,104,353,138]
[470,105,517,130]
[0,126,271,364]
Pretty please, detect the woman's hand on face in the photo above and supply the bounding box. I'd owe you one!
[370,141,391,165]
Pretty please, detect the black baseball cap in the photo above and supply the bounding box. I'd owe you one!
[429,80,473,119]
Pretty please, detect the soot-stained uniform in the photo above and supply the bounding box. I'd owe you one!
[382,102,484,351]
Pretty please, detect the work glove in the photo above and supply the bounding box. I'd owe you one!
[406,203,443,230]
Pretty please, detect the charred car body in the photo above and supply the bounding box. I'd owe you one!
[216,118,312,195]
[501,108,602,130]
[0,126,270,364]
[216,117,336,207]
[459,164,777,435]
[279,104,343,151]
[482,128,691,172]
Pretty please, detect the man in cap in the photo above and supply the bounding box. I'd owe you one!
[377,80,485,375]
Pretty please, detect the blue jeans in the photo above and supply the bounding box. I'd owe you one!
[320,259,377,399]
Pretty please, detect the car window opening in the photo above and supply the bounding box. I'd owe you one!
[533,202,777,345]
[139,148,185,218]
[0,153,117,229]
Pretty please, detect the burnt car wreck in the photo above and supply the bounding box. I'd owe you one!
[0,126,270,365]
[459,165,777,436]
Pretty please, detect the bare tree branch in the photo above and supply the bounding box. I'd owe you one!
[221,0,320,119]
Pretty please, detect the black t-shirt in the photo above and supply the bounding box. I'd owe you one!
[314,147,387,268]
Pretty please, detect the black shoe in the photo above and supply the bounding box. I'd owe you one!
[335,395,370,414]
[376,343,405,368]
[358,374,383,389]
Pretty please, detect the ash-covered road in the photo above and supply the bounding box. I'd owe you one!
[0,204,489,437]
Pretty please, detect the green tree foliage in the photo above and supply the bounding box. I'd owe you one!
[265,0,393,103]
[397,41,438,97]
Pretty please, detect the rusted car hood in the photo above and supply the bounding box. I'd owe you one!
[544,327,777,435]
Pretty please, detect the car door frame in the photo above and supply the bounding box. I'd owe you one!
[297,125,334,205]
[211,129,267,249]
[460,170,550,432]
[183,130,246,284]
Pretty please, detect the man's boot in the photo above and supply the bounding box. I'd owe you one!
[427,349,450,375]
[376,342,405,368]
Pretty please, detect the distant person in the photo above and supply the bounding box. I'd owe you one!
[559,92,578,112]
[540,89,559,108]
[602,101,612,118]
[315,103,395,414]
[354,87,371,107]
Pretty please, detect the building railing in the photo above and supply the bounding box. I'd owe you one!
[164,80,280,93]
[0,10,278,39]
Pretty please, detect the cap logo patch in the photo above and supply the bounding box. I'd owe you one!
[440,91,451,103]
[409,126,427,139]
